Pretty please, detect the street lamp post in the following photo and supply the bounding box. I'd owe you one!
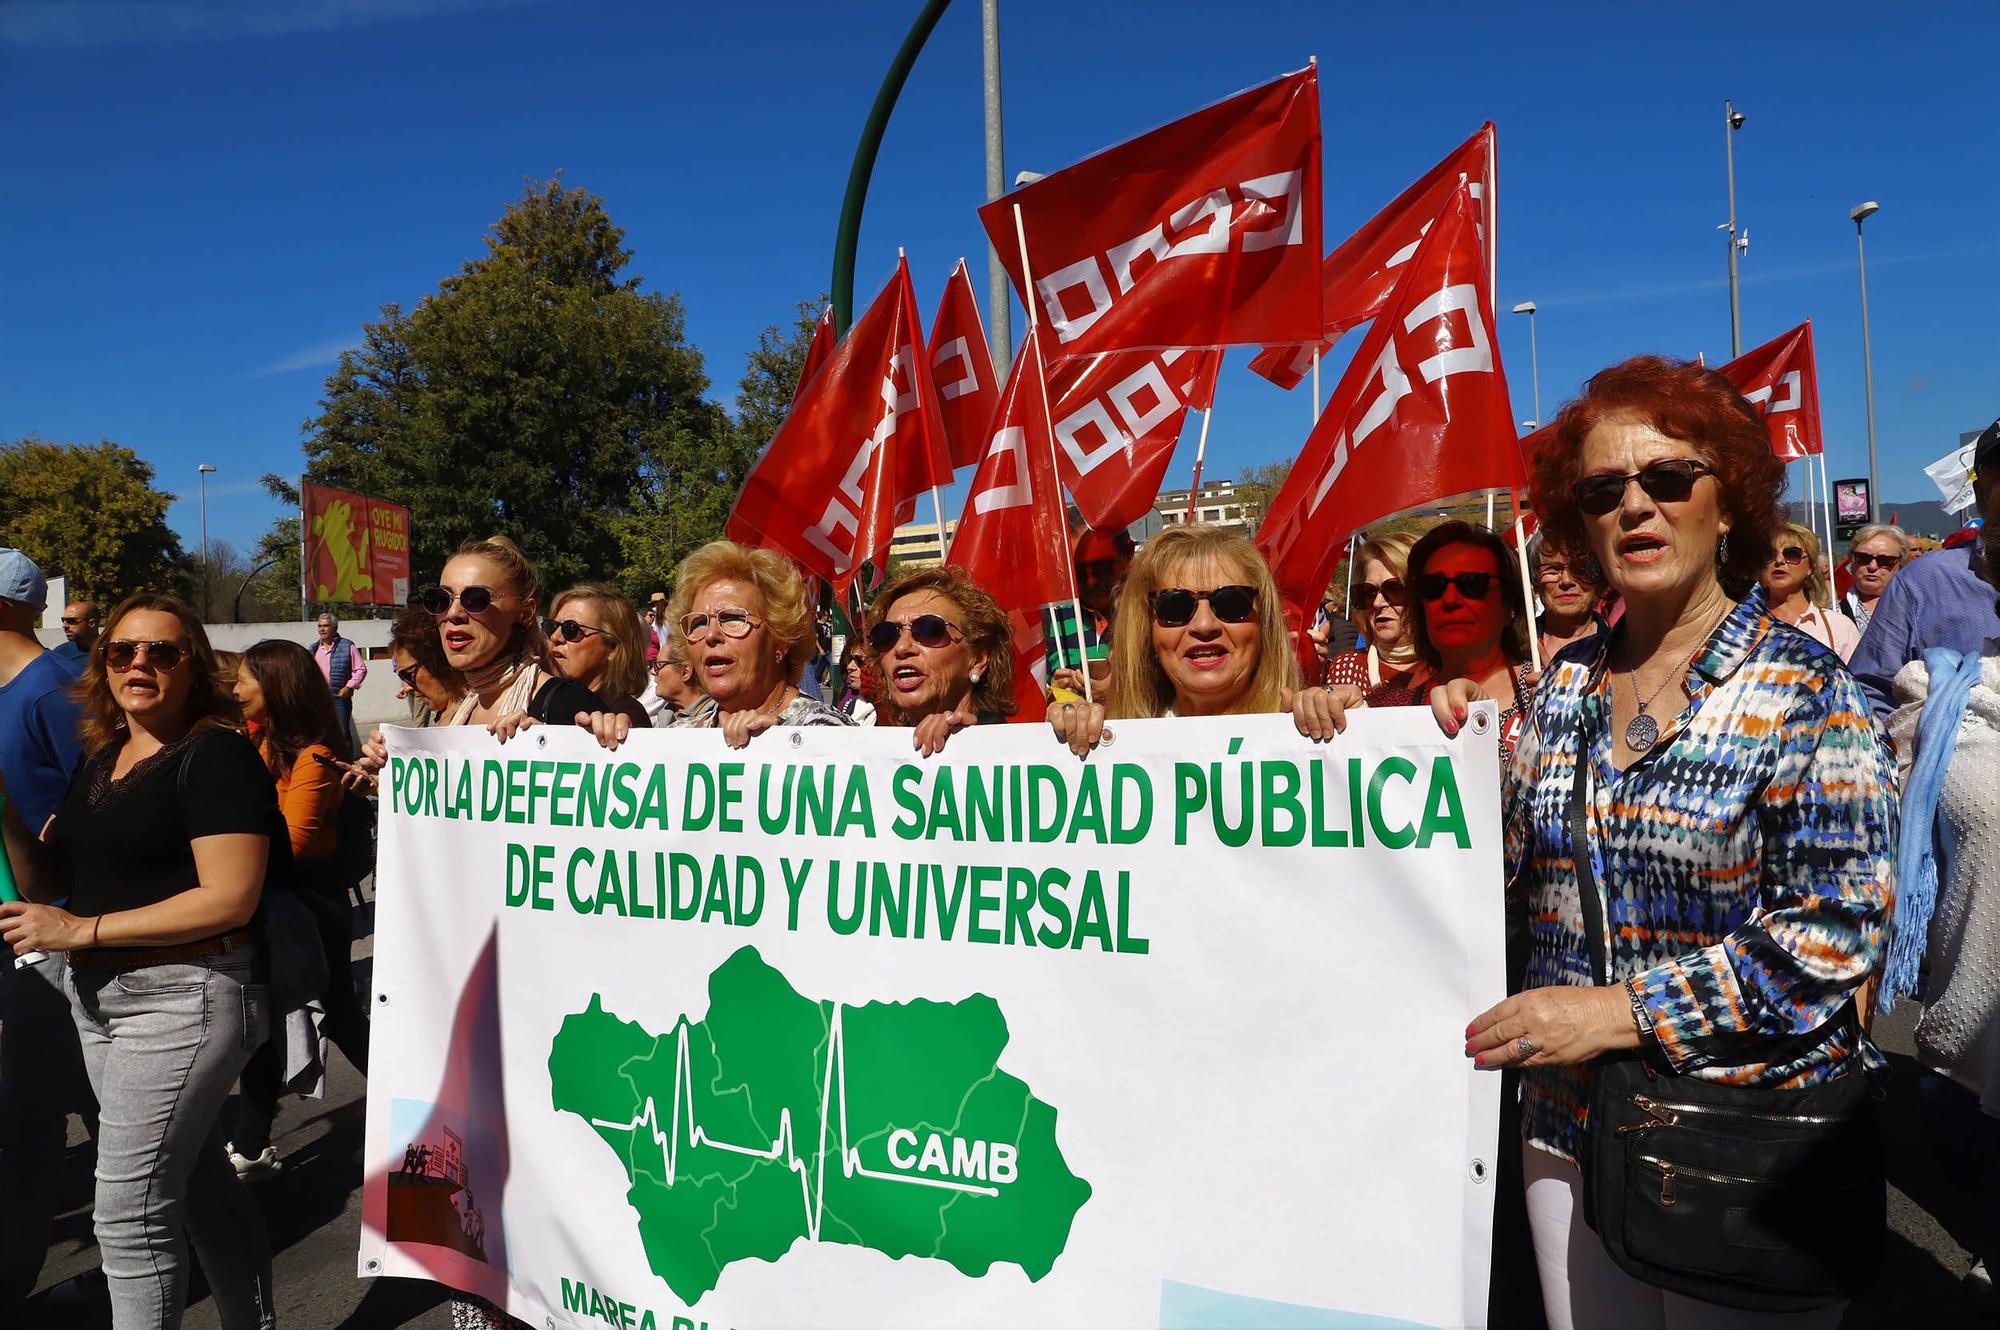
[197,464,217,620]
[1722,101,1747,356]
[1511,301,1541,424]
[1851,201,1882,522]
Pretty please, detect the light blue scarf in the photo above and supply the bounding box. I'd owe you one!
[1881,646,1984,1010]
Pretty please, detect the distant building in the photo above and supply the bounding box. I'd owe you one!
[1153,480,1261,534]
[888,516,958,570]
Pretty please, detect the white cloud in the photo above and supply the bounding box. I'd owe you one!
[3,0,547,48]
[249,336,352,378]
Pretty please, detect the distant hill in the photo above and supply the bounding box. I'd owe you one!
[1788,497,1965,539]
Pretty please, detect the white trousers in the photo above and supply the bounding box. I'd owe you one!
[1521,1143,1846,1330]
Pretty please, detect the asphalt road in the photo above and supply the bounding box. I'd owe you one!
[23,895,1998,1329]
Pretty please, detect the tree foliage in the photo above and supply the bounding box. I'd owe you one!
[0,437,183,605]
[295,178,722,595]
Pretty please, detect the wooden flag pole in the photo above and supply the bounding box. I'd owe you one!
[1185,407,1214,523]
[1011,202,1094,705]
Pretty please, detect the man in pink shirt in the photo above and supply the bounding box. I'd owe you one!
[312,612,368,752]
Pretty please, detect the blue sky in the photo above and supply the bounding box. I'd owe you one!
[6,0,1996,558]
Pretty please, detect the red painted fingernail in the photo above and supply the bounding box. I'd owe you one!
[1473,1055,1488,1069]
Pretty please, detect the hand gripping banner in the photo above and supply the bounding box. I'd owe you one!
[361,709,1507,1328]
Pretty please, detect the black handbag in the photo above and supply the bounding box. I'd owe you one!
[1566,724,1884,1311]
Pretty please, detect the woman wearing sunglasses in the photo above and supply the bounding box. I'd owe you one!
[1049,526,1354,756]
[1324,531,1425,705]
[1437,357,1894,1328]
[1836,524,1908,633]
[1761,522,1861,663]
[353,537,601,789]
[577,542,852,752]
[388,602,466,724]
[864,565,1015,756]
[1405,522,1536,759]
[547,584,653,730]
[0,594,281,1329]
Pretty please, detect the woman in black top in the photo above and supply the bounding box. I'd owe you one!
[0,593,279,1330]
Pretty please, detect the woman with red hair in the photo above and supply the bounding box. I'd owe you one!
[1437,356,1895,1325]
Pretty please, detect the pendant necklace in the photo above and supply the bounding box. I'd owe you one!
[1620,619,1721,752]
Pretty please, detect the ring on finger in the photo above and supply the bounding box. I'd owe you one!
[1515,1036,1538,1059]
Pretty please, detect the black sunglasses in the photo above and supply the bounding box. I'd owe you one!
[544,618,606,643]
[1354,578,1407,607]
[1417,572,1497,602]
[1771,545,1808,565]
[394,662,422,688]
[1850,551,1899,570]
[1571,460,1714,516]
[868,613,962,653]
[104,639,186,672]
[1151,585,1258,627]
[420,585,499,616]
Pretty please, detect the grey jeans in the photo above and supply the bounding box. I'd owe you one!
[65,950,277,1330]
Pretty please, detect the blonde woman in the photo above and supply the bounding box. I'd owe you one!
[1325,530,1425,705]
[1049,525,1355,756]
[547,583,652,729]
[1760,521,1861,662]
[577,541,851,752]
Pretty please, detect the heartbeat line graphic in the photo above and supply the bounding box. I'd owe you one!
[589,1004,999,1242]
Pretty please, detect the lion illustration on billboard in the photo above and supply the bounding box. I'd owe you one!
[312,498,374,603]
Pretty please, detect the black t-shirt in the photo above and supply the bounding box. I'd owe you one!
[530,676,603,727]
[53,727,289,920]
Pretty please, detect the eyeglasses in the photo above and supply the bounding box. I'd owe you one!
[1354,579,1406,607]
[419,585,500,616]
[681,608,761,640]
[868,614,963,653]
[1850,551,1900,570]
[1535,563,1580,584]
[1770,546,1808,566]
[1416,572,1497,602]
[544,618,607,643]
[1571,460,1715,516]
[394,662,422,688]
[1151,585,1258,627]
[104,639,186,672]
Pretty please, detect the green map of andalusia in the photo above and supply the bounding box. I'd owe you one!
[547,946,1091,1304]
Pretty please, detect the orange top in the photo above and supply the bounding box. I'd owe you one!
[268,740,345,861]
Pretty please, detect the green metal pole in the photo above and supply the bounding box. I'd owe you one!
[832,0,954,335]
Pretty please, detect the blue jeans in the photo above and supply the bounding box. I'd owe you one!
[65,951,277,1330]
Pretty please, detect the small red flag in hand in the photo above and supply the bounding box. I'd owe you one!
[947,327,1073,722]
[1250,123,1495,391]
[979,66,1322,361]
[927,260,1002,472]
[728,258,940,591]
[1257,188,1519,615]
[1716,320,1824,461]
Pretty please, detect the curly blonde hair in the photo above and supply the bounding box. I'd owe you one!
[667,542,817,683]
[1106,525,1300,719]
[550,583,649,699]
[866,565,1017,723]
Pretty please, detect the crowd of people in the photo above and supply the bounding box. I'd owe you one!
[0,355,1994,1329]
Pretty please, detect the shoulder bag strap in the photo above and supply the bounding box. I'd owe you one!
[1569,712,1611,988]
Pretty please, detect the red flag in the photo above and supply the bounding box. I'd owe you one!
[978,66,1321,361]
[1045,345,1222,530]
[927,260,1002,472]
[1716,320,1824,461]
[1249,124,1495,390]
[791,306,836,406]
[1257,189,1520,612]
[946,327,1071,722]
[728,260,932,591]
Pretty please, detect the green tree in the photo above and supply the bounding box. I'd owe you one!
[610,294,825,595]
[294,178,721,596]
[1235,460,1292,529]
[0,437,184,604]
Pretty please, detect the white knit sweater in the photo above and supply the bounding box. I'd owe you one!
[1890,639,2000,1113]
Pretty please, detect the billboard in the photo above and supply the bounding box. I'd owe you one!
[303,479,411,607]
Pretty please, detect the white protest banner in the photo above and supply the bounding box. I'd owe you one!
[360,707,1506,1329]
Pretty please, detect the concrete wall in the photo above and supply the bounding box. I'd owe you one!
[35,618,415,728]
